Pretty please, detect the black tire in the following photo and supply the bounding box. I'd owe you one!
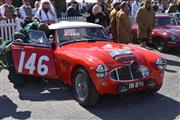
[146,83,163,94]
[73,67,99,106]
[156,40,168,52]
[8,67,25,88]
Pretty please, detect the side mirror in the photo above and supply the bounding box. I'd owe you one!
[49,35,56,50]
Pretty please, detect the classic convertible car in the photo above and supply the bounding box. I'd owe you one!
[11,21,166,106]
[131,14,180,52]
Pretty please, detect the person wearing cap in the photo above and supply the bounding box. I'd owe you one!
[19,0,33,19]
[0,0,17,19]
[131,0,140,16]
[109,0,121,42]
[116,1,132,44]
[35,0,57,24]
[136,0,155,48]
[67,0,82,17]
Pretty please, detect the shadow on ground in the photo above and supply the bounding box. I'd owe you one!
[0,95,31,119]
[166,59,180,67]
[16,80,74,101]
[165,49,180,57]
[15,80,180,120]
[85,93,180,120]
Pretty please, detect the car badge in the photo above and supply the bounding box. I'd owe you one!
[109,49,135,61]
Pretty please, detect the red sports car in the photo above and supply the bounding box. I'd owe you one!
[11,21,166,106]
[131,14,180,52]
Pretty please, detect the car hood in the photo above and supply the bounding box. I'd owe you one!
[156,25,180,37]
[60,41,146,66]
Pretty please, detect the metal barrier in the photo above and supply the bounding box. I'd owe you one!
[59,16,87,22]
[0,19,21,43]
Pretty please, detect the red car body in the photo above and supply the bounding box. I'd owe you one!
[131,15,180,51]
[11,22,166,106]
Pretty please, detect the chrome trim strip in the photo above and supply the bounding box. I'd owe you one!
[129,65,134,80]
[115,69,120,80]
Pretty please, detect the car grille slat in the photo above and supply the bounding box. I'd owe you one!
[110,61,144,81]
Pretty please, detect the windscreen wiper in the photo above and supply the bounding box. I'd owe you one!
[59,40,86,46]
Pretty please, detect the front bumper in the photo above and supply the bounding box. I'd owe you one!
[167,41,180,49]
[90,71,164,95]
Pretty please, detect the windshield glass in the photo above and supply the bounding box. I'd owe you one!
[175,14,180,21]
[156,17,178,26]
[57,27,110,44]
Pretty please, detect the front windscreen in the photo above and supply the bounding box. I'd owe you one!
[155,17,178,26]
[57,27,110,44]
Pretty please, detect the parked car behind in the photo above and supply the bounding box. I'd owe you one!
[131,14,180,52]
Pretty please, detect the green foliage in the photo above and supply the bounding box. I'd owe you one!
[55,0,66,12]
[12,0,22,7]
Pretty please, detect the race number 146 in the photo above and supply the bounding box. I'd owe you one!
[18,51,49,76]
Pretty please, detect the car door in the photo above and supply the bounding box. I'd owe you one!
[11,30,57,79]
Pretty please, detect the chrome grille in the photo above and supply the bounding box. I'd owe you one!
[109,61,144,81]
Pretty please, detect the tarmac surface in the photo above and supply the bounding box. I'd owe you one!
[0,46,180,120]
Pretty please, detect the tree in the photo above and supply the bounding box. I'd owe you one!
[13,0,22,7]
[54,0,66,12]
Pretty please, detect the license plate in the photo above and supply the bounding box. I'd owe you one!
[129,81,144,89]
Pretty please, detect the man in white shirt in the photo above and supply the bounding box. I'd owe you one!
[19,0,33,19]
[131,0,140,16]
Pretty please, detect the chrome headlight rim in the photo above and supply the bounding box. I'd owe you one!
[96,64,108,78]
[156,57,167,70]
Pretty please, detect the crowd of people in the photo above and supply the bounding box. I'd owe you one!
[107,0,180,47]
[0,0,180,47]
[0,0,59,24]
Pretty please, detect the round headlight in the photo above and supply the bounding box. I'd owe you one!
[96,64,108,78]
[139,65,150,78]
[171,34,179,41]
[156,58,167,70]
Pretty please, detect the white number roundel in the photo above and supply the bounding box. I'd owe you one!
[18,52,49,76]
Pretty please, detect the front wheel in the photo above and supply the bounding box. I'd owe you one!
[73,67,99,106]
[146,82,163,94]
[156,40,167,52]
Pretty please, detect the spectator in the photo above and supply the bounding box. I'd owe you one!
[109,0,120,42]
[68,0,80,13]
[67,0,81,17]
[177,0,180,12]
[157,0,165,13]
[35,0,57,24]
[166,0,177,13]
[127,0,132,15]
[131,0,140,16]
[0,0,17,19]
[152,1,159,12]
[116,1,132,44]
[0,0,4,6]
[136,0,155,48]
[80,0,87,13]
[51,0,61,18]
[32,1,40,16]
[19,0,33,19]
[91,0,109,28]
